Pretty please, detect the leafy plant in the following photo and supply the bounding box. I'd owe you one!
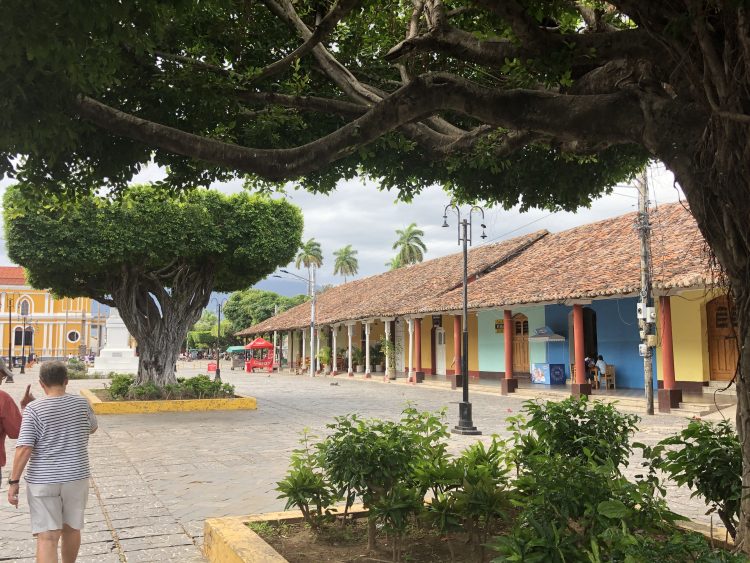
[66,357,88,379]
[644,419,741,539]
[515,396,640,469]
[350,346,365,367]
[276,430,339,531]
[317,346,332,369]
[107,373,134,399]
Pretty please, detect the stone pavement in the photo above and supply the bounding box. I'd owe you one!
[0,364,736,561]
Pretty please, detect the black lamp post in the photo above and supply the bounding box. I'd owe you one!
[4,294,14,382]
[442,203,486,436]
[211,297,227,382]
[20,314,27,374]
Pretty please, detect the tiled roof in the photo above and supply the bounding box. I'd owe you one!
[0,266,26,286]
[418,202,709,312]
[237,230,548,334]
[240,203,710,334]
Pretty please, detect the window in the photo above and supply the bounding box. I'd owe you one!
[715,306,730,328]
[67,330,81,343]
[19,299,30,316]
[13,327,33,347]
[14,327,23,345]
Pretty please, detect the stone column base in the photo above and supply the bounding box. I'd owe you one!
[571,383,592,397]
[501,378,518,395]
[365,372,371,379]
[658,388,683,413]
[415,371,424,383]
[448,373,463,389]
[348,371,354,377]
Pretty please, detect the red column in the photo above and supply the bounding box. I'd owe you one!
[414,318,423,378]
[658,296,682,411]
[660,296,676,389]
[453,315,462,380]
[573,304,587,388]
[504,310,513,379]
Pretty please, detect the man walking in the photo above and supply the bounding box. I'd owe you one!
[7,361,97,563]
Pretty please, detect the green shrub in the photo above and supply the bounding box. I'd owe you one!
[66,358,88,379]
[108,374,134,399]
[276,431,339,532]
[512,396,640,469]
[106,374,234,401]
[644,419,741,539]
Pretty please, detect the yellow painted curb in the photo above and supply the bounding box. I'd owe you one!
[80,388,257,414]
[203,505,366,563]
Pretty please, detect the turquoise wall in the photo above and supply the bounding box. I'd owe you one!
[478,307,546,373]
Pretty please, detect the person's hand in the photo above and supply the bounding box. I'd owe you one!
[20,384,35,408]
[8,483,20,507]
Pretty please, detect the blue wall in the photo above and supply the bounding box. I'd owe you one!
[544,298,656,389]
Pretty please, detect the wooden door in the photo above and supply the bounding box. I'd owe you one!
[435,328,446,375]
[707,296,739,381]
[512,314,530,374]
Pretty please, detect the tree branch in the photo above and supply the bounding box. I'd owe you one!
[74,73,648,180]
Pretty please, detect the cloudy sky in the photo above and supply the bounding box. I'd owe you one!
[0,163,685,297]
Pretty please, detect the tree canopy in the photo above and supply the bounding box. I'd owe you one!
[392,223,427,265]
[3,184,303,384]
[333,244,359,281]
[223,288,308,334]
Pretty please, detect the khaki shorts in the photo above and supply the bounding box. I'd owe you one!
[26,478,90,534]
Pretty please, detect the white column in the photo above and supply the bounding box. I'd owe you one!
[347,324,353,375]
[273,330,278,365]
[364,322,371,378]
[407,318,414,382]
[384,320,392,378]
[302,328,307,371]
[316,328,322,373]
[332,326,338,375]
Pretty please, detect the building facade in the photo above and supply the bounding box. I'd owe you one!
[0,267,105,363]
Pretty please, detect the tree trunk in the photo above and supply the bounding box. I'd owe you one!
[660,115,749,551]
[108,263,214,387]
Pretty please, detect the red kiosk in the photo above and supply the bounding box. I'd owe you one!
[244,337,275,373]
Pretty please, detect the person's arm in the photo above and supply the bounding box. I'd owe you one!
[87,403,98,434]
[0,392,21,440]
[7,445,31,507]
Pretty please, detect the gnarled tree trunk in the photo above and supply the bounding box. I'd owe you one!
[108,262,215,386]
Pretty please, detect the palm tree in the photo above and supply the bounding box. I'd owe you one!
[295,238,323,295]
[333,245,359,282]
[386,255,403,270]
[392,223,427,265]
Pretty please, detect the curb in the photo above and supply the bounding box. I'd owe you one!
[80,388,257,414]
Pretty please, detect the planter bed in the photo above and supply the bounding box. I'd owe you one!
[204,508,733,563]
[80,388,257,414]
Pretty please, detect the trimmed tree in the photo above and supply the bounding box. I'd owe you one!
[3,185,303,386]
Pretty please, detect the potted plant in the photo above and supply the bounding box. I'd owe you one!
[317,346,332,375]
[370,342,385,373]
[379,336,398,380]
[352,347,365,373]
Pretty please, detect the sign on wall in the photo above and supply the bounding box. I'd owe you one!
[432,315,442,328]
[495,320,504,333]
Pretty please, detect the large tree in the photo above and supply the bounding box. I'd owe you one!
[3,185,303,386]
[392,223,427,265]
[2,0,750,547]
[333,244,359,282]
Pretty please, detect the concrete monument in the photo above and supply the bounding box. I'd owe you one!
[92,308,139,374]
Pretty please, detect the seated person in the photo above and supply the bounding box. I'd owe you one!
[595,355,607,375]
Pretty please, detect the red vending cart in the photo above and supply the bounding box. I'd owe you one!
[244,337,275,373]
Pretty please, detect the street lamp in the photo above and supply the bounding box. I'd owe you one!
[442,202,487,436]
[210,297,227,382]
[2,293,14,382]
[279,268,317,378]
[19,313,28,374]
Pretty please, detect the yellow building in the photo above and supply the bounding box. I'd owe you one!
[0,266,105,363]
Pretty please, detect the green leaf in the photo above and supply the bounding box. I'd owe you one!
[597,500,630,519]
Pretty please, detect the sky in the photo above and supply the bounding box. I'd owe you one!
[0,163,685,297]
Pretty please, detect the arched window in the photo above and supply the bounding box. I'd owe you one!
[19,299,31,316]
[14,327,23,345]
[14,327,33,346]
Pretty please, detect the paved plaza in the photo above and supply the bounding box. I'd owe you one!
[0,363,736,562]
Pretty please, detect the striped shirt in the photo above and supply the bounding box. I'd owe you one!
[16,394,98,484]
